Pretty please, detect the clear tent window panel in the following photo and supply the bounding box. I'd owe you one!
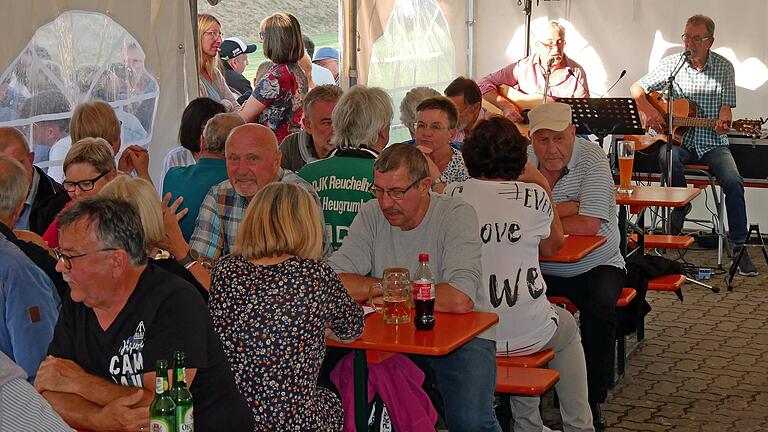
[0,10,159,174]
[367,0,456,144]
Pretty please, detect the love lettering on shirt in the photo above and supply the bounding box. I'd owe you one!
[108,321,146,387]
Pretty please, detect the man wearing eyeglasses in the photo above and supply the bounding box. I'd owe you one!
[630,14,755,275]
[478,20,589,125]
[38,197,254,431]
[328,143,499,432]
[0,156,59,383]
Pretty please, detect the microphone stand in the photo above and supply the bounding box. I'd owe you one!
[542,57,555,104]
[659,52,688,233]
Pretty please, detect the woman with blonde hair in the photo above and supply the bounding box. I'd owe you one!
[209,182,363,431]
[42,137,117,248]
[99,176,209,300]
[197,13,239,111]
[240,12,308,141]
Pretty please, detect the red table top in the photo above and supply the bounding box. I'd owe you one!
[615,185,701,208]
[327,311,498,356]
[540,235,606,263]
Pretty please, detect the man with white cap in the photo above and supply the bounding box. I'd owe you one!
[219,37,258,103]
[526,102,624,431]
[313,47,340,85]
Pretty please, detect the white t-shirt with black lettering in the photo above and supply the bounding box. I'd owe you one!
[446,179,558,355]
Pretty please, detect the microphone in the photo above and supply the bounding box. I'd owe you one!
[598,69,627,97]
[682,49,693,58]
[566,67,590,96]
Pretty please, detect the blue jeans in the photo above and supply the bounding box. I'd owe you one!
[418,337,501,432]
[658,145,747,244]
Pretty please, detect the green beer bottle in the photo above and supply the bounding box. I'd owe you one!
[149,359,175,432]
[171,351,194,432]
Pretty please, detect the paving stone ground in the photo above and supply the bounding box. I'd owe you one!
[538,246,768,432]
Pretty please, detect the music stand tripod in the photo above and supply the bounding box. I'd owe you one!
[726,223,768,291]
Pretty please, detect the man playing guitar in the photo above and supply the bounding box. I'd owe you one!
[630,14,757,276]
[477,20,589,126]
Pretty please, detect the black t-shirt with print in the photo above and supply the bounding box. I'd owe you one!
[48,264,253,431]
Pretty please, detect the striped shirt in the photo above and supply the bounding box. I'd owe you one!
[528,137,625,277]
[189,169,329,261]
[638,50,736,158]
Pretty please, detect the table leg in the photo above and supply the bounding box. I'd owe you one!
[353,349,369,430]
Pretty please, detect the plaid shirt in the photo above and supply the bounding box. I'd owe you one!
[190,169,328,261]
[639,50,736,158]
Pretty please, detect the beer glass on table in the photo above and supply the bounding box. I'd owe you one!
[617,140,635,194]
[369,268,412,324]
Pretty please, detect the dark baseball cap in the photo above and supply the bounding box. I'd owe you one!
[219,37,257,60]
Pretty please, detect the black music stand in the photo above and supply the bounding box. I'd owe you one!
[556,97,645,149]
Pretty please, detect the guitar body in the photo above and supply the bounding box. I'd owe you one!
[624,91,697,151]
[480,84,545,135]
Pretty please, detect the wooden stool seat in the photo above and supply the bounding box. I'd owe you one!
[496,349,555,368]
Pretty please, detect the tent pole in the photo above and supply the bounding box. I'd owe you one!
[523,0,533,56]
[466,0,475,78]
[348,0,358,87]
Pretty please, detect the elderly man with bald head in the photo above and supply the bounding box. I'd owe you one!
[0,127,69,235]
[189,123,327,261]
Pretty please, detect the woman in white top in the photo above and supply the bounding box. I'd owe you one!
[445,116,594,432]
[197,14,239,111]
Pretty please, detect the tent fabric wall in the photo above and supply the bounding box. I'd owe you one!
[0,0,199,184]
[349,0,468,86]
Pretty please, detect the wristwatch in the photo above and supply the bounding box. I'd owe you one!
[177,249,200,268]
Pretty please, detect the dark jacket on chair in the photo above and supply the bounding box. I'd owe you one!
[28,166,70,236]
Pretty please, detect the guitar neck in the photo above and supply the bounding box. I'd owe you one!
[672,116,725,129]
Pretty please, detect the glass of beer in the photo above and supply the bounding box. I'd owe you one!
[369,268,412,324]
[617,140,635,194]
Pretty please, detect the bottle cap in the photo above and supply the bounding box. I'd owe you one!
[419,253,429,262]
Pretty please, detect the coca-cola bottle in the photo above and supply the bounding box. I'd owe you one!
[413,253,436,330]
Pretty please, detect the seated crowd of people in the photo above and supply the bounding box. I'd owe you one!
[0,11,640,432]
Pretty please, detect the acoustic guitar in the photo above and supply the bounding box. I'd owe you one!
[480,84,545,135]
[624,91,764,151]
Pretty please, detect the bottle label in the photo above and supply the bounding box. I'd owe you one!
[176,405,194,431]
[155,377,164,394]
[150,417,174,432]
[413,282,435,300]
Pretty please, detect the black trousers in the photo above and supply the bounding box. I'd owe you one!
[545,265,625,404]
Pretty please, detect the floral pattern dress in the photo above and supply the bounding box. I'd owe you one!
[251,62,308,142]
[209,255,364,431]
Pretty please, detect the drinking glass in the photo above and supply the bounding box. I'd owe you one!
[369,268,412,324]
[617,140,635,194]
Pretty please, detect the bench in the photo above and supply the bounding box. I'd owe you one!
[495,365,560,431]
[496,349,555,368]
[628,233,695,249]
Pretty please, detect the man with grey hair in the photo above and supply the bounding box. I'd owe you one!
[279,84,344,172]
[399,86,441,140]
[328,143,500,432]
[0,127,69,235]
[190,123,328,261]
[0,156,59,382]
[478,20,589,123]
[37,197,254,431]
[163,112,245,240]
[298,85,391,250]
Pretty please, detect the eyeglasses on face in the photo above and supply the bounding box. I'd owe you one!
[53,247,119,270]
[537,39,564,49]
[62,171,110,193]
[681,34,711,43]
[369,177,425,201]
[414,122,450,134]
[203,30,224,40]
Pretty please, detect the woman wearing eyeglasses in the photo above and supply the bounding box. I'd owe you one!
[42,138,117,248]
[239,13,308,142]
[413,96,470,193]
[197,13,239,111]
